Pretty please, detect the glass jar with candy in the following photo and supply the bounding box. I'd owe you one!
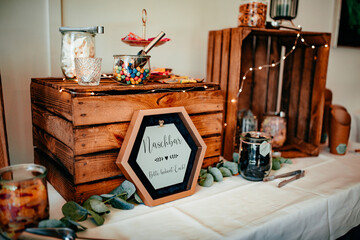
[113,55,151,85]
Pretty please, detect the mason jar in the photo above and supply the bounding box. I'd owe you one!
[261,111,287,148]
[239,131,272,181]
[238,0,268,28]
[59,26,103,79]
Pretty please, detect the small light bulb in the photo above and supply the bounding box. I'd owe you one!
[59,89,63,93]
[271,63,276,67]
[324,44,328,48]
[231,98,236,103]
[258,66,263,70]
[292,46,296,50]
[91,92,95,95]
[301,38,305,42]
[283,56,286,60]
[204,85,208,89]
[297,25,301,28]
[297,33,300,37]
[312,45,315,49]
[224,123,227,127]
[249,67,253,71]
[182,90,186,93]
[243,76,246,80]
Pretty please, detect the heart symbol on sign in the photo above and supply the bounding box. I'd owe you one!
[165,156,168,160]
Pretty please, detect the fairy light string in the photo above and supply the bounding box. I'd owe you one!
[237,27,329,99]
[58,74,211,96]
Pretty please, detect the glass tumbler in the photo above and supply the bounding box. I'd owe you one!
[75,57,102,86]
[239,131,272,181]
[0,164,49,239]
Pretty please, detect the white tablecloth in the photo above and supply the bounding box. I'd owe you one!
[48,142,360,240]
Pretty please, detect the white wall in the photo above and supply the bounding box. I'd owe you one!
[0,0,359,165]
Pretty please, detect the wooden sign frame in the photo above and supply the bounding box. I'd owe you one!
[116,107,206,206]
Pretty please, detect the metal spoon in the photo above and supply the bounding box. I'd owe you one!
[20,228,114,240]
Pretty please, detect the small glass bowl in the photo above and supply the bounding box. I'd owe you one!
[113,55,151,85]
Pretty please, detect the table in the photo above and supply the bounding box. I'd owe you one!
[48,142,360,240]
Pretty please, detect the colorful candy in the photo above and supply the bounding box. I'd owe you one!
[113,56,151,85]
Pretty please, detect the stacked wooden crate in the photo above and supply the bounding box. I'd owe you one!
[206,27,331,159]
[31,78,224,203]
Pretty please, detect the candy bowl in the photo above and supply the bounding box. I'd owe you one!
[113,55,151,85]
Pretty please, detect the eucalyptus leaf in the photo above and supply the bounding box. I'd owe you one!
[89,199,110,214]
[198,173,214,187]
[233,152,240,163]
[62,201,88,222]
[208,166,223,182]
[88,195,103,201]
[223,161,239,175]
[110,197,135,210]
[200,169,207,176]
[100,194,116,199]
[87,209,105,226]
[134,193,143,204]
[284,159,293,164]
[38,219,66,228]
[272,159,281,170]
[219,167,232,177]
[110,180,136,200]
[60,217,87,232]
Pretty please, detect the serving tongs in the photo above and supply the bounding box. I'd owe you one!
[19,228,114,240]
[263,169,305,188]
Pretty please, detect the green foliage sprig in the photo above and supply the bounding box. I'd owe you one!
[198,159,239,187]
[38,180,142,232]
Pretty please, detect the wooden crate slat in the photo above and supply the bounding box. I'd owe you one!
[35,149,124,203]
[297,48,316,141]
[220,28,231,95]
[223,27,243,159]
[212,31,223,84]
[31,82,73,121]
[74,150,122,184]
[32,104,74,148]
[252,35,268,121]
[33,126,74,176]
[238,36,253,111]
[309,46,331,148]
[206,31,215,82]
[73,91,223,126]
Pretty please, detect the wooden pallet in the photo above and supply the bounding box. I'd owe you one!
[31,78,224,202]
[206,27,331,159]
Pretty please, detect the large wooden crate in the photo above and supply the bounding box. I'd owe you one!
[31,78,224,203]
[206,27,331,159]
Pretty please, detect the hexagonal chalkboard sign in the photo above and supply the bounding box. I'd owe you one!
[116,107,207,206]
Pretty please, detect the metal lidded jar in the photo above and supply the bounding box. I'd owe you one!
[239,131,272,181]
[59,26,104,79]
[269,0,298,21]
